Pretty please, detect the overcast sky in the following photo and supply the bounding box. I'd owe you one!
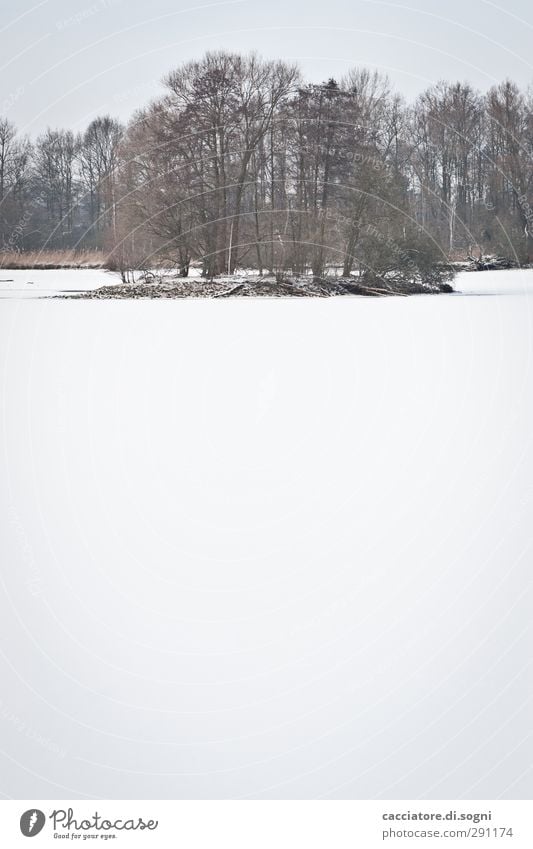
[3,0,533,135]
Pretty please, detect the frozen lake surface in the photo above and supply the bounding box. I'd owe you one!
[1,265,533,297]
[0,269,531,798]
[0,267,115,297]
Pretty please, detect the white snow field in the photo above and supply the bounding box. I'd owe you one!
[0,270,531,799]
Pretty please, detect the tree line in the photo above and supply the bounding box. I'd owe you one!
[2,51,533,281]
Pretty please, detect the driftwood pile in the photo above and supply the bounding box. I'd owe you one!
[69,274,454,300]
[465,255,518,272]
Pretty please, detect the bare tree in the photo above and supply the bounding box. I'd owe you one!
[79,116,123,244]
[32,129,80,246]
[0,118,31,248]
[5,52,533,273]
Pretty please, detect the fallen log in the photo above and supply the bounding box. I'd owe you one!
[213,284,246,297]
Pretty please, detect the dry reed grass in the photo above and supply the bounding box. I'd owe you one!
[0,249,105,269]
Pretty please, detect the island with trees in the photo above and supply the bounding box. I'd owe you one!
[2,51,533,297]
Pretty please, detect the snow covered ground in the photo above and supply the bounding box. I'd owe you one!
[0,269,531,799]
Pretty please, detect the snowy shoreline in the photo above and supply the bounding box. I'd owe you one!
[1,266,533,300]
[67,274,455,300]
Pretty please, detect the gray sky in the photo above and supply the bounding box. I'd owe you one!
[3,0,533,135]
